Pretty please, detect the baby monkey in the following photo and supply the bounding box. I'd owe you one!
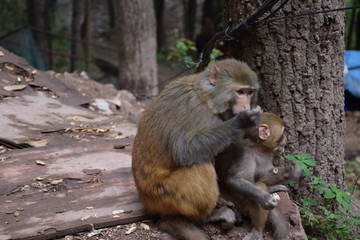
[214,112,301,240]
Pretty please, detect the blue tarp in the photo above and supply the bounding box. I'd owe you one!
[344,50,360,99]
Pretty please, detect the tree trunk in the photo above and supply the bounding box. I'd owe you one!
[355,11,360,50]
[70,0,83,72]
[154,0,165,50]
[224,0,345,198]
[83,0,92,72]
[115,1,158,97]
[346,8,355,49]
[184,0,197,40]
[107,0,115,29]
[27,0,52,69]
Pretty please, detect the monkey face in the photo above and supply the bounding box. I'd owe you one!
[231,85,257,113]
[258,113,286,152]
[273,133,286,153]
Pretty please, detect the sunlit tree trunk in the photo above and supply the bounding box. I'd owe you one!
[115,0,158,97]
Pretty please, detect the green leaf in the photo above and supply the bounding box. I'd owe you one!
[288,180,295,187]
[342,193,355,201]
[303,168,312,177]
[337,196,351,210]
[329,185,342,194]
[298,152,311,159]
[301,197,318,206]
[303,158,317,167]
[176,41,188,51]
[324,191,336,199]
[284,155,296,161]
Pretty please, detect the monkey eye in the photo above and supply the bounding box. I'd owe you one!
[236,89,245,95]
[235,88,255,95]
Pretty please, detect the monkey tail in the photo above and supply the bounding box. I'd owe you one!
[158,215,209,240]
[269,209,289,240]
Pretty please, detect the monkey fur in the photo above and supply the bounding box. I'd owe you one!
[215,112,301,240]
[132,59,261,240]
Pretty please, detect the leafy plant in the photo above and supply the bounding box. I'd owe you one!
[166,28,223,71]
[345,156,360,196]
[285,153,360,240]
[166,29,196,70]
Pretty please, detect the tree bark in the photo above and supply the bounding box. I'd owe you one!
[27,0,52,69]
[107,0,115,29]
[154,0,165,50]
[355,11,360,50]
[83,0,92,72]
[224,0,345,198]
[184,0,197,40]
[70,0,83,72]
[115,1,158,97]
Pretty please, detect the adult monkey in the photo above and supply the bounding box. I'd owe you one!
[132,59,261,240]
[215,112,301,240]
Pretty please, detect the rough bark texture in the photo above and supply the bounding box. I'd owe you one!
[115,1,158,97]
[224,0,345,197]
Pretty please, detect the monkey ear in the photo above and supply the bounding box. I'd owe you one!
[209,65,221,86]
[259,124,271,140]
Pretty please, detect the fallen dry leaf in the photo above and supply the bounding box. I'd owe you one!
[51,179,63,185]
[14,211,20,217]
[80,215,91,221]
[26,139,48,147]
[96,128,108,133]
[31,182,46,188]
[125,226,137,235]
[0,51,4,57]
[114,144,126,149]
[36,160,46,166]
[112,209,125,215]
[82,169,101,175]
[3,84,27,91]
[140,223,150,230]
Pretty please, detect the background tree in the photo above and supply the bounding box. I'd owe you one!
[70,0,83,72]
[346,0,360,49]
[223,0,345,199]
[27,0,52,69]
[114,1,158,97]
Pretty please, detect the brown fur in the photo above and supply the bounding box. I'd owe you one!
[132,59,260,239]
[215,113,300,240]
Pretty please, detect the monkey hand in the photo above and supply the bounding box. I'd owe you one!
[235,106,262,129]
[268,184,289,193]
[259,192,278,210]
[284,162,302,181]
